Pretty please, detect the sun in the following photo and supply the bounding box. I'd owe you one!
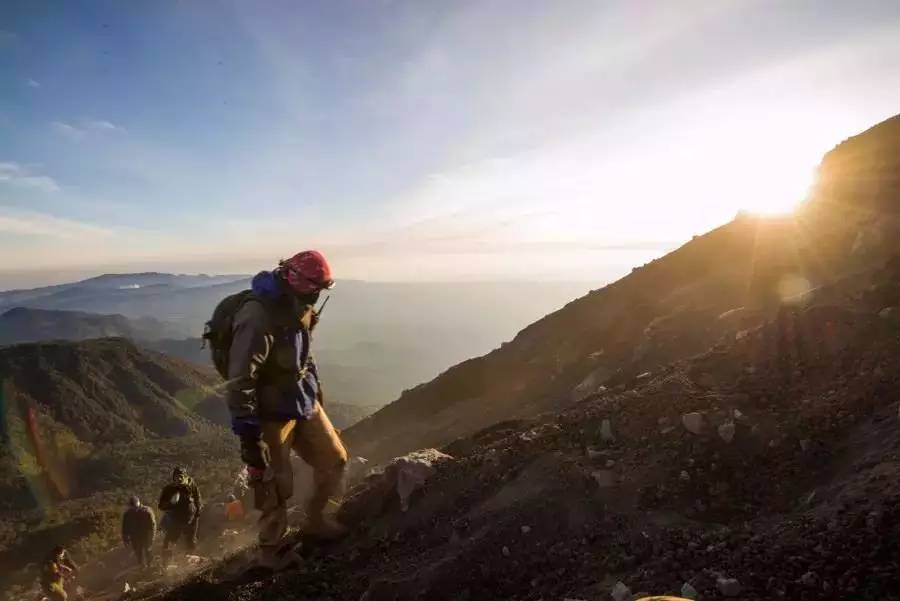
[738,160,816,215]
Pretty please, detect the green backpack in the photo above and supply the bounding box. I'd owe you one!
[202,290,258,379]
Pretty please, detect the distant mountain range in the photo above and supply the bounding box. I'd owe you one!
[0,307,188,345]
[1,275,591,406]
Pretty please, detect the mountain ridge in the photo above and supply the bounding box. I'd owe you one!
[344,112,900,463]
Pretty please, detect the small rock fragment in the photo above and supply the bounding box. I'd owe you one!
[879,306,896,319]
[636,371,651,380]
[682,412,705,434]
[680,470,691,481]
[799,439,810,452]
[520,525,531,535]
[799,571,818,588]
[681,582,699,599]
[717,577,741,597]
[610,581,631,601]
[718,421,736,443]
[600,419,615,442]
[501,546,510,557]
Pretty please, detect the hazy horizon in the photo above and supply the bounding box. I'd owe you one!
[3,1,900,289]
[0,265,611,292]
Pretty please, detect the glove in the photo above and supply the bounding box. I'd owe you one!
[240,435,271,470]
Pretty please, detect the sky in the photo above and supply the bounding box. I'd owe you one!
[2,0,900,290]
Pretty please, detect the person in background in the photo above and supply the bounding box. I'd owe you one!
[157,466,202,563]
[224,494,245,523]
[40,546,78,601]
[121,496,156,568]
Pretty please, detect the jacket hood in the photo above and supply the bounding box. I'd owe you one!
[251,270,284,300]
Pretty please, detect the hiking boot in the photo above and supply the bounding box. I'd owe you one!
[303,514,347,541]
[257,544,302,572]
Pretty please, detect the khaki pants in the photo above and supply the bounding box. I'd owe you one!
[256,406,348,550]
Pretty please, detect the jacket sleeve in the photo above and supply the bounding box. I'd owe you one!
[62,553,79,573]
[191,482,202,514]
[226,301,273,435]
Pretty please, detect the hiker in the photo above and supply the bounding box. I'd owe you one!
[224,494,245,523]
[121,495,156,568]
[157,466,202,562]
[40,546,78,601]
[208,250,348,570]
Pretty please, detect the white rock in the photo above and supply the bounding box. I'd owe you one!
[717,577,741,597]
[600,419,615,442]
[733,408,744,419]
[681,582,699,599]
[521,525,531,534]
[610,581,631,601]
[879,307,896,319]
[718,422,736,443]
[605,459,616,468]
[682,412,705,435]
[501,545,510,557]
[680,470,691,481]
[636,371,651,380]
[387,448,454,512]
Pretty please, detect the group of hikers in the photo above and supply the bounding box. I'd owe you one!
[41,250,350,599]
[120,465,205,570]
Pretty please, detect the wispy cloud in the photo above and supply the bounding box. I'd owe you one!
[51,119,126,139]
[85,119,126,133]
[51,121,86,140]
[27,78,40,88]
[0,162,60,193]
[0,207,112,239]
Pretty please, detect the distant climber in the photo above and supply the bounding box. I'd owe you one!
[157,466,202,562]
[224,494,245,523]
[40,545,79,601]
[205,250,349,571]
[121,495,156,568]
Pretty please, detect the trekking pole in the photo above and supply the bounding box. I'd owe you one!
[315,295,330,319]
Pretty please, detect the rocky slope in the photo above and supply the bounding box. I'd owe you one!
[151,255,900,601]
[343,115,900,465]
